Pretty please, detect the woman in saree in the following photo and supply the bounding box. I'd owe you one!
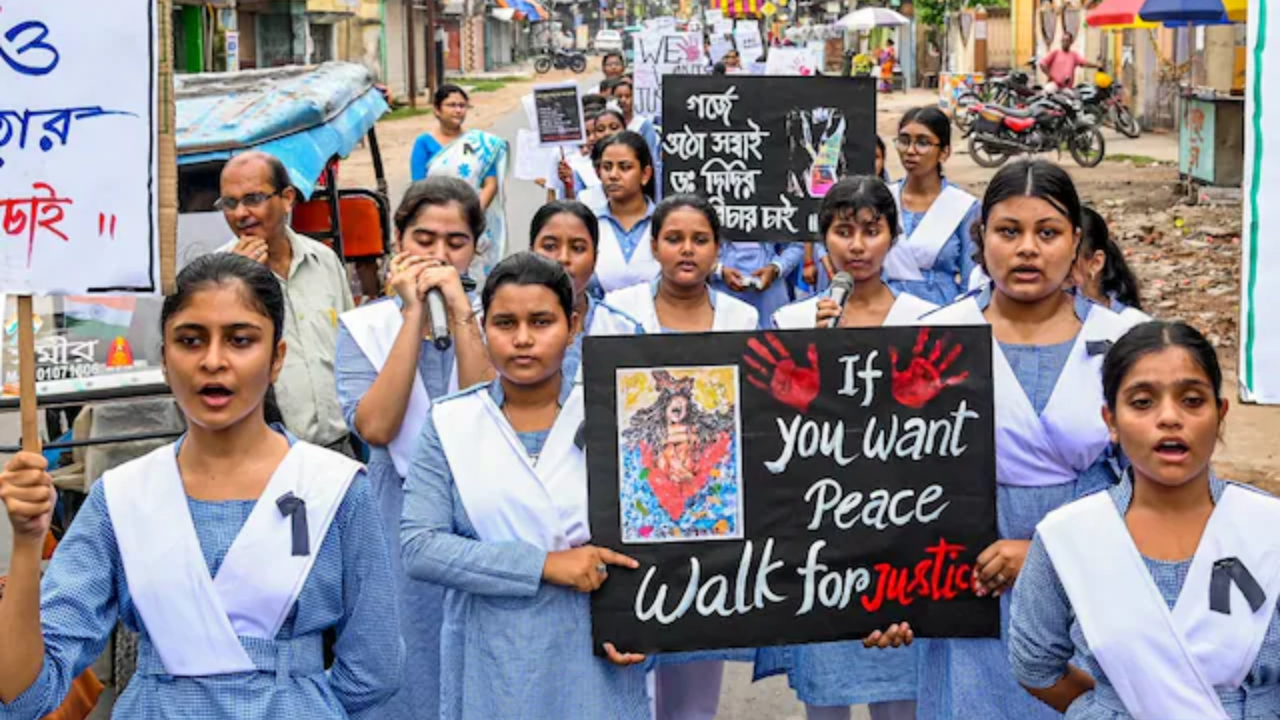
[411,84,510,281]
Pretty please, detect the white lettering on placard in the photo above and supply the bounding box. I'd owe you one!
[795,540,873,615]
[634,539,785,624]
[837,352,883,407]
[803,480,951,531]
[686,86,738,126]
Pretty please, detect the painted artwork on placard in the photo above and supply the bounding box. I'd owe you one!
[787,107,848,199]
[617,366,743,544]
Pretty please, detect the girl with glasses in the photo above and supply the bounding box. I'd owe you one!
[882,107,981,305]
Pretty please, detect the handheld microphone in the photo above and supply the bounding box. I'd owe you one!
[427,289,451,351]
[426,275,477,351]
[826,272,855,328]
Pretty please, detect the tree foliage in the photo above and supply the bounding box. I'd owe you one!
[912,0,1009,28]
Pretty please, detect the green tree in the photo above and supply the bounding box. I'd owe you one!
[913,0,1008,28]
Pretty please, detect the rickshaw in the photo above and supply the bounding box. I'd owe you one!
[0,61,392,702]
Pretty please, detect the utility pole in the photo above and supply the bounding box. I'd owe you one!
[425,0,439,99]
[406,0,419,109]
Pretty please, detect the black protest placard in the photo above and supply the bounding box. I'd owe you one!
[584,326,999,654]
[533,82,586,146]
[661,75,877,242]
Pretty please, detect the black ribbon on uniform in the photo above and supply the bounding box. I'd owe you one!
[276,492,310,557]
[1086,340,1114,357]
[574,421,586,451]
[1210,557,1267,615]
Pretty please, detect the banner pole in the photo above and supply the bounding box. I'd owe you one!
[16,296,41,455]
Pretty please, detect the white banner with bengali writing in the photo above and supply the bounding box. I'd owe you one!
[0,0,160,294]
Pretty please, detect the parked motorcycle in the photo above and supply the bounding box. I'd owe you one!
[953,63,1040,136]
[1076,72,1141,138]
[535,48,588,74]
[967,91,1106,169]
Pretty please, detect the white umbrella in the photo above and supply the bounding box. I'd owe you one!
[838,6,911,30]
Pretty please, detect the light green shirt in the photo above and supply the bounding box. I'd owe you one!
[220,228,354,445]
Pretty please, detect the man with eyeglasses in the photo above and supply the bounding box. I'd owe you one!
[216,151,356,456]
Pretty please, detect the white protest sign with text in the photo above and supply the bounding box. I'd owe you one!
[633,32,709,118]
[1,0,160,294]
[766,47,819,76]
[734,25,764,63]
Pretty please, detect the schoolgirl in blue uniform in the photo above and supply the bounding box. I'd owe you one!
[767,176,935,720]
[528,200,643,380]
[881,108,981,305]
[0,254,403,719]
[1010,321,1280,719]
[873,160,1147,720]
[334,177,494,720]
[400,253,649,720]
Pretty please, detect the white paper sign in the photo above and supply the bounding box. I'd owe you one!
[515,129,561,181]
[734,25,764,63]
[1,0,160,294]
[710,36,737,63]
[766,47,819,76]
[706,9,725,24]
[633,31,709,117]
[655,16,678,32]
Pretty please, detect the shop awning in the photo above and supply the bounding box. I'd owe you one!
[710,0,762,18]
[1087,0,1158,28]
[1139,0,1241,24]
[495,0,551,21]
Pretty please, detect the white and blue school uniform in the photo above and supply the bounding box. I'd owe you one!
[1011,474,1280,719]
[602,278,758,720]
[594,199,660,294]
[1108,293,1152,325]
[564,295,646,382]
[912,285,1145,720]
[603,278,761,335]
[713,242,805,320]
[334,295,478,720]
[761,286,935,718]
[770,285,937,331]
[882,179,981,305]
[565,152,608,211]
[400,380,649,720]
[0,430,403,720]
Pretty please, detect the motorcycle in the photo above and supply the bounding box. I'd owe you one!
[966,91,1106,169]
[1076,72,1141,138]
[535,48,588,74]
[952,63,1040,136]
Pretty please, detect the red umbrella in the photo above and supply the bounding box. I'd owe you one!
[1087,0,1158,27]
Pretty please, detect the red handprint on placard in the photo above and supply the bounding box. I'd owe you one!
[675,36,702,63]
[890,328,969,409]
[744,332,820,413]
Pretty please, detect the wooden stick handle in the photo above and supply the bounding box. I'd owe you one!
[16,296,40,454]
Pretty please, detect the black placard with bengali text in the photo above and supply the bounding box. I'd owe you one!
[585,325,999,654]
[533,83,586,146]
[661,75,877,242]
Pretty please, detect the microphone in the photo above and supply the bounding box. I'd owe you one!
[826,272,854,328]
[427,289,452,351]
[426,275,477,351]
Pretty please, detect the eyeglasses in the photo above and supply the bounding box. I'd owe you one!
[894,136,941,153]
[214,190,282,212]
